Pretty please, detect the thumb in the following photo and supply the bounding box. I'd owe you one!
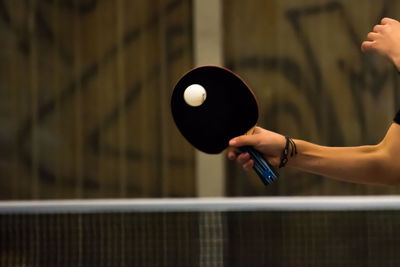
[229,134,258,147]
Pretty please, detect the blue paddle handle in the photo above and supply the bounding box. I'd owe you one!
[239,146,279,186]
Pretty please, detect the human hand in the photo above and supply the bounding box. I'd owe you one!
[361,18,400,71]
[227,126,286,171]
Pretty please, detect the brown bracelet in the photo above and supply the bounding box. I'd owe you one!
[279,136,297,168]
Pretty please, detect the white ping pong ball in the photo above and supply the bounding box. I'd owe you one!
[183,84,207,107]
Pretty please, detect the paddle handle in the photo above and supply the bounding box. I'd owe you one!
[240,146,279,186]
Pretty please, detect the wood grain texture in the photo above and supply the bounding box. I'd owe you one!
[224,0,400,196]
[0,0,195,199]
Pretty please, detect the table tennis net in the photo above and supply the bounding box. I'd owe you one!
[1,197,400,267]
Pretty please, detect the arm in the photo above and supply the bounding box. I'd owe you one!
[289,17,400,184]
[228,18,400,186]
[287,123,400,185]
[228,123,400,186]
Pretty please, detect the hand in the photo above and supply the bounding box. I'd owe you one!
[361,18,400,70]
[227,126,286,170]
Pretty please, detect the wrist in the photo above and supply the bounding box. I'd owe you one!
[279,136,297,168]
[391,54,400,72]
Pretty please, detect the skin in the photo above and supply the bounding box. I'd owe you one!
[361,17,400,71]
[228,18,400,186]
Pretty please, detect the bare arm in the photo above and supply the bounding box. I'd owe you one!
[228,123,400,186]
[287,123,400,185]
[229,18,400,186]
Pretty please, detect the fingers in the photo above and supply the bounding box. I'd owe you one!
[242,159,254,171]
[228,151,250,165]
[227,150,254,171]
[361,24,384,52]
[227,150,236,160]
[361,40,375,52]
[236,153,254,170]
[367,32,379,40]
[373,24,384,33]
[229,134,258,148]
[381,17,396,25]
[228,126,283,171]
[237,152,250,164]
[227,148,241,161]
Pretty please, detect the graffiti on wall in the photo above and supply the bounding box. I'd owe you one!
[225,0,400,195]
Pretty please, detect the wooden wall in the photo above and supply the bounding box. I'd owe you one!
[0,0,195,199]
[225,0,400,195]
[1,0,400,199]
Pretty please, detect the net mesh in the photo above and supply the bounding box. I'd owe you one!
[1,200,400,266]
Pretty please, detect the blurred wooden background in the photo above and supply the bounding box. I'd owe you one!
[225,0,400,196]
[0,0,400,199]
[0,0,195,199]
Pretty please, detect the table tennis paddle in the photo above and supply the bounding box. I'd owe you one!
[170,66,278,185]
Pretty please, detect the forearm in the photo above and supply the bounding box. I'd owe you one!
[229,124,400,185]
[287,140,395,185]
